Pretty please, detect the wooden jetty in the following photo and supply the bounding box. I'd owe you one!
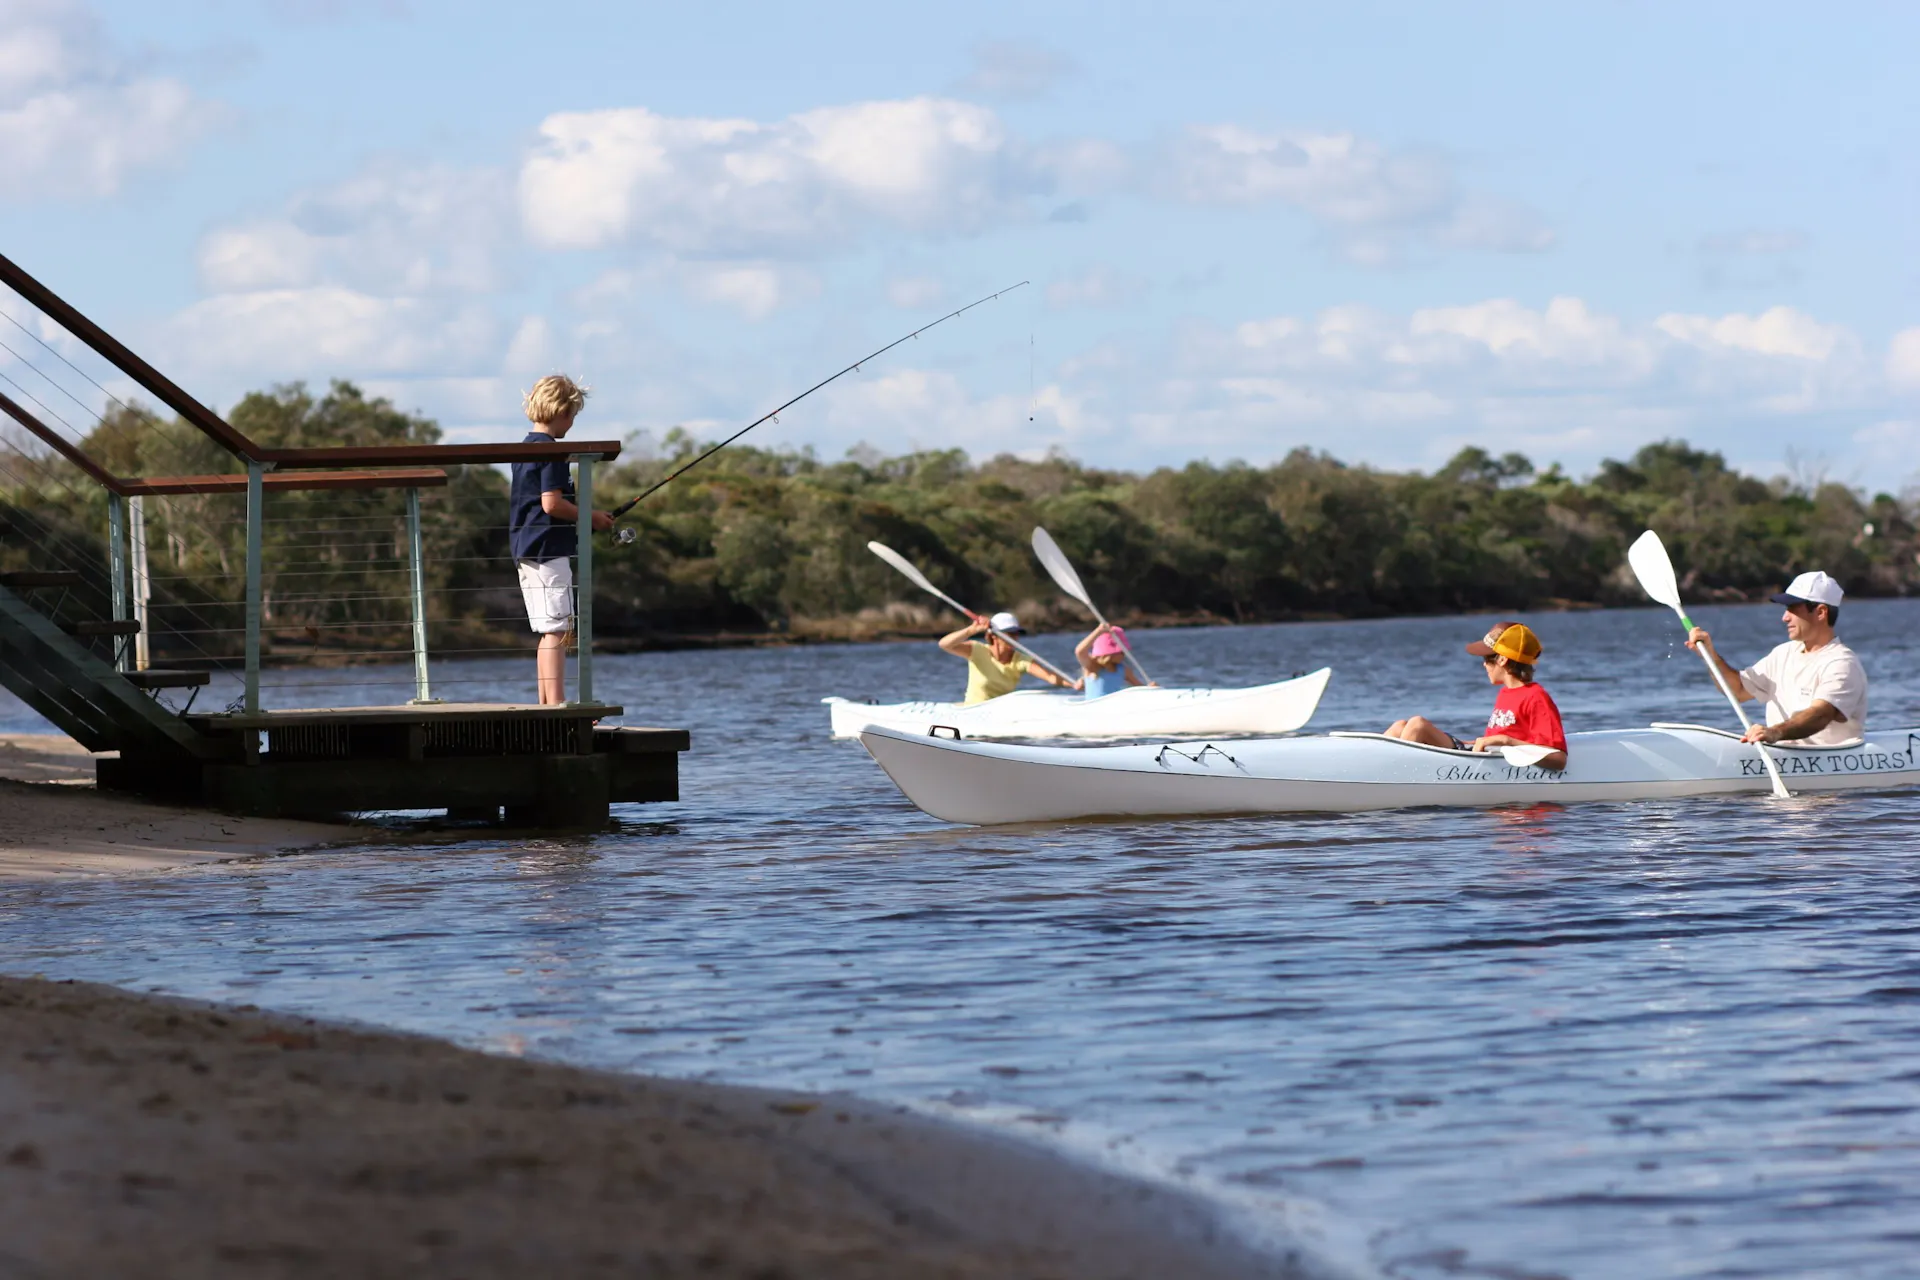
[167,704,686,828]
[0,252,689,831]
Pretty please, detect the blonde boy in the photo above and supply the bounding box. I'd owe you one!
[510,375,612,704]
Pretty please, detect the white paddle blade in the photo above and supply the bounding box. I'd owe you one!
[1030,527,1092,606]
[867,541,940,596]
[1500,743,1558,768]
[1627,530,1683,611]
[868,540,977,620]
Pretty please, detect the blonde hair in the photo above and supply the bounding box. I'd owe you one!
[524,374,589,425]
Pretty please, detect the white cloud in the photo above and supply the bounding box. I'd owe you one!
[162,287,498,378]
[1655,306,1847,361]
[679,261,818,320]
[0,0,223,200]
[1160,126,1552,262]
[196,161,513,295]
[814,366,1092,457]
[520,97,1053,257]
[1065,296,1889,470]
[1886,328,1920,392]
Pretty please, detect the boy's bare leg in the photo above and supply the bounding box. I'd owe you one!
[536,631,571,704]
[1385,715,1456,747]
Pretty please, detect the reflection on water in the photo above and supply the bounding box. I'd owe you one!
[5,601,1920,1279]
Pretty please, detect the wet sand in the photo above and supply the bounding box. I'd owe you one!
[0,975,1304,1279]
[0,734,355,880]
[0,735,1310,1277]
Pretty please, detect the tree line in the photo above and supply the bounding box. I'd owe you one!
[4,381,1915,661]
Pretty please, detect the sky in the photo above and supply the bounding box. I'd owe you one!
[1,0,1916,488]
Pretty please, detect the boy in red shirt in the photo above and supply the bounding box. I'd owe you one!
[1384,622,1568,769]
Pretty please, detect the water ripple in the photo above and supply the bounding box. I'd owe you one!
[4,600,1920,1278]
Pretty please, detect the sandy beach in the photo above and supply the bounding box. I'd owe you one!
[0,735,1307,1278]
[0,975,1302,1279]
[0,734,357,880]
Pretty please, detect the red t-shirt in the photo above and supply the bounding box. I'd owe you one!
[1486,683,1566,752]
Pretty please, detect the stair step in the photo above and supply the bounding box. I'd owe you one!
[123,669,211,690]
[68,619,142,637]
[1,570,83,588]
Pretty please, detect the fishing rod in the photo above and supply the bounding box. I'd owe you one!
[605,280,1031,537]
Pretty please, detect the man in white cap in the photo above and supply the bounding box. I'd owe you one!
[1686,571,1867,746]
[938,611,1081,704]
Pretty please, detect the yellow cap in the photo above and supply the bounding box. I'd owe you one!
[1465,622,1543,664]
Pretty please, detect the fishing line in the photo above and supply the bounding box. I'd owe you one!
[609,280,1031,524]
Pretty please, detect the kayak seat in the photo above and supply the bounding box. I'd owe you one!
[1329,730,1483,757]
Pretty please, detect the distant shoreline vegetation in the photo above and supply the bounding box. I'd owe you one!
[6,381,1916,660]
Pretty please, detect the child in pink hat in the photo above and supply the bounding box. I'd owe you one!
[1074,623,1154,700]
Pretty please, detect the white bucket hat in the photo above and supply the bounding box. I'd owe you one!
[988,610,1024,634]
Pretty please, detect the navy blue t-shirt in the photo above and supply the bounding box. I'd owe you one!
[508,432,577,562]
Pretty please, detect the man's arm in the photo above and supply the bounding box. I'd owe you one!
[541,490,614,532]
[1742,699,1841,744]
[1685,627,1753,701]
[939,619,987,657]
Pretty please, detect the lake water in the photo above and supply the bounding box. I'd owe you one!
[6,601,1920,1279]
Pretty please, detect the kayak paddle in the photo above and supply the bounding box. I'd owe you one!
[1030,526,1154,685]
[1626,529,1790,798]
[866,541,1077,685]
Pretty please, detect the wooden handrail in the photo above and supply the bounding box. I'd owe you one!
[122,469,449,496]
[259,441,622,468]
[0,386,121,489]
[0,251,259,458]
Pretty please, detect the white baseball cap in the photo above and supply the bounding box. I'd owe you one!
[988,610,1024,634]
[1770,570,1844,609]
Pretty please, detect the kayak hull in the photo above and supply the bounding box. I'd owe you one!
[858,723,1920,825]
[824,668,1331,740]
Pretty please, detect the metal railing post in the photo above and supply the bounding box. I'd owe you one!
[244,460,266,714]
[406,486,432,703]
[129,495,151,671]
[574,455,594,706]
[106,492,130,671]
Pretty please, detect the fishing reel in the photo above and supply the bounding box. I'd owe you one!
[613,526,637,546]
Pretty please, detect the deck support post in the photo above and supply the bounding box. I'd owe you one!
[129,495,150,671]
[573,454,594,706]
[406,486,432,703]
[106,492,130,671]
[244,459,267,714]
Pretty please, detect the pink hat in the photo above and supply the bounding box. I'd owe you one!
[1091,626,1130,657]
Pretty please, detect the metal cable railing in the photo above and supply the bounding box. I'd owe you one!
[1,252,627,719]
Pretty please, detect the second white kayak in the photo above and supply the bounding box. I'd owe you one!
[823,668,1332,740]
[858,721,1920,824]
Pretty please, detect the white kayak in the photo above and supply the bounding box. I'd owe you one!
[824,668,1331,740]
[859,721,1920,825]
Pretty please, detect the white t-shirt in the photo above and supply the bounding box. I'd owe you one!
[1740,639,1868,747]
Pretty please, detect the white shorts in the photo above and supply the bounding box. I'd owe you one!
[516,557,574,634]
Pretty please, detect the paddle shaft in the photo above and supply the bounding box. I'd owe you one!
[887,570,1078,686]
[1081,601,1154,687]
[1029,528,1153,684]
[1673,606,1791,798]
